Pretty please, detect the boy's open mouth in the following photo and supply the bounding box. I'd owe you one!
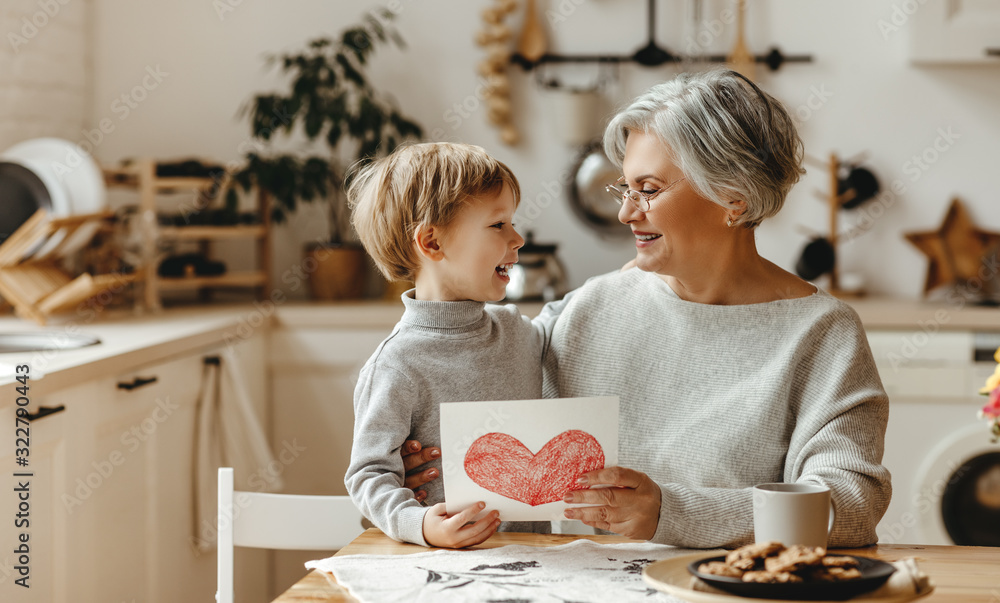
[496,263,513,278]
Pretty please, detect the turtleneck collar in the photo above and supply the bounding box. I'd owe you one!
[399,289,489,330]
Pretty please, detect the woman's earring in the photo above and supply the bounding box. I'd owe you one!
[727,217,735,227]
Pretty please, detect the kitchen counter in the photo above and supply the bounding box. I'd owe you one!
[273,295,999,331]
[273,529,1000,602]
[841,297,999,331]
[272,299,544,328]
[0,292,993,402]
[0,304,264,400]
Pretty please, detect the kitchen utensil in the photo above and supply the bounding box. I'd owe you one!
[568,142,631,238]
[632,0,674,66]
[504,232,567,302]
[2,138,107,256]
[837,165,880,210]
[518,0,547,62]
[686,554,896,600]
[682,0,704,69]
[795,237,835,281]
[753,483,835,548]
[727,0,755,80]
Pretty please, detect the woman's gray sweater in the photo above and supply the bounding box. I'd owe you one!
[539,268,892,548]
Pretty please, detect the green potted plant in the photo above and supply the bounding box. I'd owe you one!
[229,9,423,299]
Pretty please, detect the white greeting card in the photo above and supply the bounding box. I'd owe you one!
[439,396,619,521]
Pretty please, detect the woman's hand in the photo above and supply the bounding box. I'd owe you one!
[422,502,500,549]
[562,467,662,541]
[401,440,440,502]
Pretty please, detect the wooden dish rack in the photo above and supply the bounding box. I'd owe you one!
[0,209,135,324]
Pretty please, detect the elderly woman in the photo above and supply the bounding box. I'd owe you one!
[404,69,891,549]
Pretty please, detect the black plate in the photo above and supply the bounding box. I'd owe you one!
[688,555,896,601]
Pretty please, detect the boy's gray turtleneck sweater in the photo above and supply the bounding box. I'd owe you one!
[346,292,552,545]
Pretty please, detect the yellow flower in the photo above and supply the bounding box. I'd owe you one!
[983,364,1000,395]
[995,346,1000,364]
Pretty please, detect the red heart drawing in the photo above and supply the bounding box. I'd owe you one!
[463,430,605,506]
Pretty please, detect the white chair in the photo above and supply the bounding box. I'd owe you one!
[216,467,366,603]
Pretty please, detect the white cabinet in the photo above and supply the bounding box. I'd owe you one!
[269,323,393,594]
[909,0,1000,64]
[866,329,981,401]
[83,353,206,602]
[0,335,269,603]
[0,380,93,603]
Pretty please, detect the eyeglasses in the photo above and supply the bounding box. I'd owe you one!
[605,176,686,212]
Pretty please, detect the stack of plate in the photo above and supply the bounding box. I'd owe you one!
[0,138,108,259]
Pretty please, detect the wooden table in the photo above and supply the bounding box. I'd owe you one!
[273,529,1000,602]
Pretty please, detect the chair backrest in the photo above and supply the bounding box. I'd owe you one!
[217,468,366,603]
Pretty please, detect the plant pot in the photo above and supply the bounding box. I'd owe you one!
[305,244,367,300]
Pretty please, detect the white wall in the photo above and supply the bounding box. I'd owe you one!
[0,0,91,149]
[87,0,1000,299]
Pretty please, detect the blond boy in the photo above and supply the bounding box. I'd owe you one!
[345,143,551,548]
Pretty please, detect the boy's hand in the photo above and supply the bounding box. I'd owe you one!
[422,502,500,549]
[402,440,441,502]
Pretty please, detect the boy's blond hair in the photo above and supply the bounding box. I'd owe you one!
[348,142,521,282]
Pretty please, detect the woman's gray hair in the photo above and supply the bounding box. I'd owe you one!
[603,69,805,228]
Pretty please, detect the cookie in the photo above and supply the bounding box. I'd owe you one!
[808,566,863,582]
[742,570,803,583]
[763,545,825,573]
[725,541,785,570]
[697,561,744,578]
[821,555,860,568]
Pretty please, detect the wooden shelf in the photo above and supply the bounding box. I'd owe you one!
[156,271,268,290]
[158,225,266,240]
[102,158,271,311]
[152,177,216,191]
[103,169,216,192]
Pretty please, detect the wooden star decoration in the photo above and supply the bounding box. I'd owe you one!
[904,198,1000,295]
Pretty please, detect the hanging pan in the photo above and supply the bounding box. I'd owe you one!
[568,140,631,238]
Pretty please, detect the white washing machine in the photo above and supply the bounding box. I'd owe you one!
[870,329,1000,546]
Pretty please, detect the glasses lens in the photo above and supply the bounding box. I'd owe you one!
[606,178,628,205]
[607,178,654,212]
[624,190,650,212]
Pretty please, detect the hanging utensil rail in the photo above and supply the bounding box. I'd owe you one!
[511,0,812,71]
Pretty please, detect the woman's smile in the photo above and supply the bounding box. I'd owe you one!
[633,231,662,247]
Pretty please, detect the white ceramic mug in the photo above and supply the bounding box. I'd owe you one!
[753,483,835,548]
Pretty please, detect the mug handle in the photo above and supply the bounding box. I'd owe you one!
[827,499,837,538]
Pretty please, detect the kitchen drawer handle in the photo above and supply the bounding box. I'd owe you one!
[117,376,159,391]
[987,48,1000,57]
[27,405,66,421]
